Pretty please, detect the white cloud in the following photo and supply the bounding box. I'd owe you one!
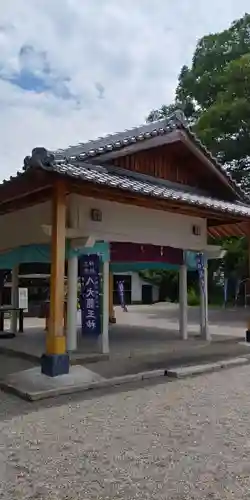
[0,0,249,178]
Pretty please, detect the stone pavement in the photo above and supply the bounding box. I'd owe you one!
[88,337,250,378]
[0,303,247,364]
[114,302,248,338]
[1,331,250,383]
[1,364,250,498]
[0,303,250,390]
[0,354,35,378]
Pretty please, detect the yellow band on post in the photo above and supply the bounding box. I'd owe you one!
[46,335,66,355]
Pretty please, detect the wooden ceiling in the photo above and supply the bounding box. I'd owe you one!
[208,221,249,238]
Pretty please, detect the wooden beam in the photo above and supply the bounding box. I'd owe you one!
[179,130,239,199]
[207,218,240,228]
[0,170,53,207]
[0,187,53,216]
[46,179,66,355]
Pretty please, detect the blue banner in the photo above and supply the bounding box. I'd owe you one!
[79,254,101,336]
[196,253,205,295]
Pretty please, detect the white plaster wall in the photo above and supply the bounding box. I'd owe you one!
[152,284,160,302]
[113,271,160,303]
[0,202,51,252]
[131,273,142,302]
[0,193,207,253]
[73,195,207,251]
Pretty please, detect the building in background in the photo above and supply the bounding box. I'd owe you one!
[113,272,159,305]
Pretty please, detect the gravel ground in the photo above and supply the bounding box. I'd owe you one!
[1,366,250,499]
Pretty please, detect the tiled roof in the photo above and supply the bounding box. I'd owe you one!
[23,149,250,219]
[55,113,182,160]
[54,111,248,202]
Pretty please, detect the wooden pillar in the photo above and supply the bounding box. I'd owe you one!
[41,180,69,376]
[109,271,116,323]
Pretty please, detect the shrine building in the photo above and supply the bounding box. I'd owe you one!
[0,111,249,377]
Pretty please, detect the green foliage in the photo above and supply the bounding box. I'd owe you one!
[147,104,180,123]
[187,287,200,306]
[139,269,179,302]
[145,13,250,301]
[222,237,248,279]
[147,13,250,190]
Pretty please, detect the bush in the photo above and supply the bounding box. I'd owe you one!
[187,287,200,306]
[165,296,178,303]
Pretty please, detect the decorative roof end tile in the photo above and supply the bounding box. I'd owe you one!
[23,147,55,171]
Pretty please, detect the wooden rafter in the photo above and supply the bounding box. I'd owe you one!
[208,222,249,238]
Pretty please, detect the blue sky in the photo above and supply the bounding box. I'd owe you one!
[0,0,250,178]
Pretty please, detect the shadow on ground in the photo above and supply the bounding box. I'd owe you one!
[138,303,248,326]
[0,336,250,423]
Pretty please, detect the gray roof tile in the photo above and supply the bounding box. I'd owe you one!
[55,116,179,159]
[38,158,250,218]
[53,111,247,202]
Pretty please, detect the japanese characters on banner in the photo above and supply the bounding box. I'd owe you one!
[79,254,101,336]
[196,252,205,295]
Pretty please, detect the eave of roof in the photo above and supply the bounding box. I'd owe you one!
[53,111,248,203]
[21,149,250,219]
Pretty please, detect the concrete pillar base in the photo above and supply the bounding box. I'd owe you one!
[41,353,70,377]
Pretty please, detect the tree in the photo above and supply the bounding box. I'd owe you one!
[223,237,248,279]
[147,104,179,123]
[147,13,250,190]
[146,14,250,298]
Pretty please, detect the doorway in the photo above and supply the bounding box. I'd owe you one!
[142,284,153,304]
